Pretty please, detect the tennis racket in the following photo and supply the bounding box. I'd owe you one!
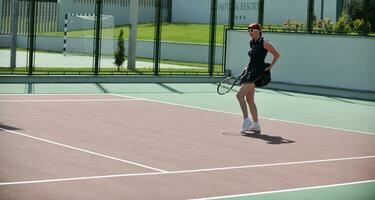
[217,69,247,95]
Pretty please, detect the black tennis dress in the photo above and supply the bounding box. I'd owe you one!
[241,37,269,84]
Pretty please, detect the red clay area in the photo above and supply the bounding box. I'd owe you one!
[0,95,374,199]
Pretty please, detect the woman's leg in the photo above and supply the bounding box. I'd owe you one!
[245,83,261,131]
[236,84,252,118]
[245,83,258,122]
[237,84,253,132]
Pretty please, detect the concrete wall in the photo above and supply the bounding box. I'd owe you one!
[172,0,337,25]
[0,35,223,64]
[225,30,375,92]
[0,34,10,47]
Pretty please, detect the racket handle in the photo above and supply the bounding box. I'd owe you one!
[240,67,247,77]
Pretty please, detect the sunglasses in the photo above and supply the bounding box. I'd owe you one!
[248,29,260,33]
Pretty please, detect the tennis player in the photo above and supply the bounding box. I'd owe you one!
[237,23,280,133]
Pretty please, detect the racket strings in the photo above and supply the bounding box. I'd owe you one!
[217,77,239,95]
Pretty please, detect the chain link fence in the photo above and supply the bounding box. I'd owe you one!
[0,0,373,75]
[232,0,374,36]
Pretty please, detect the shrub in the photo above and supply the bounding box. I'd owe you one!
[352,18,364,32]
[114,29,125,72]
[333,15,352,33]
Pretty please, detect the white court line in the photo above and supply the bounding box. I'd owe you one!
[190,179,375,200]
[109,93,375,135]
[0,128,167,173]
[157,155,375,174]
[0,98,141,102]
[0,154,374,186]
[0,171,164,186]
[0,93,109,96]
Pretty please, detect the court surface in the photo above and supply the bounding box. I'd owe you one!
[0,83,374,199]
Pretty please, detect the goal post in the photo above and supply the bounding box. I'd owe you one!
[63,13,115,57]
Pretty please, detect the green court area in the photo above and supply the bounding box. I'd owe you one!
[215,181,375,200]
[1,83,374,134]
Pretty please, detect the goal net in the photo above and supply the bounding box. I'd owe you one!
[64,14,115,57]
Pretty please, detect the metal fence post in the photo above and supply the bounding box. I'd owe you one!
[229,0,235,29]
[307,0,314,33]
[336,0,343,22]
[94,0,102,75]
[166,0,172,23]
[11,0,19,69]
[28,0,36,75]
[320,0,324,20]
[363,0,369,36]
[258,0,264,25]
[209,0,217,76]
[154,0,162,75]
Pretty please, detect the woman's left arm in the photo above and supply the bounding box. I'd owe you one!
[264,41,280,71]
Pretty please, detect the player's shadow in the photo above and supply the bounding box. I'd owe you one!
[223,132,295,145]
[0,123,22,131]
[243,132,295,144]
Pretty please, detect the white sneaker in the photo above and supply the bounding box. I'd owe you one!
[240,119,252,133]
[249,122,261,132]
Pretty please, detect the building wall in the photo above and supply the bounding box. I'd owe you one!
[58,0,168,31]
[172,0,337,25]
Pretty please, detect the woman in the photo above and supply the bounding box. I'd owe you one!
[237,23,280,133]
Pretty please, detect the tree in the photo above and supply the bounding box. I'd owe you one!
[366,0,375,32]
[114,29,125,72]
[343,0,375,33]
[346,0,363,20]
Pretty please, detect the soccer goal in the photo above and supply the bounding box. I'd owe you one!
[63,14,115,57]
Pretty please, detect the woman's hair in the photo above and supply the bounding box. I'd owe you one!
[248,23,262,31]
[248,23,262,36]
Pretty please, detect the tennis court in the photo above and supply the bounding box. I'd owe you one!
[0,83,374,200]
